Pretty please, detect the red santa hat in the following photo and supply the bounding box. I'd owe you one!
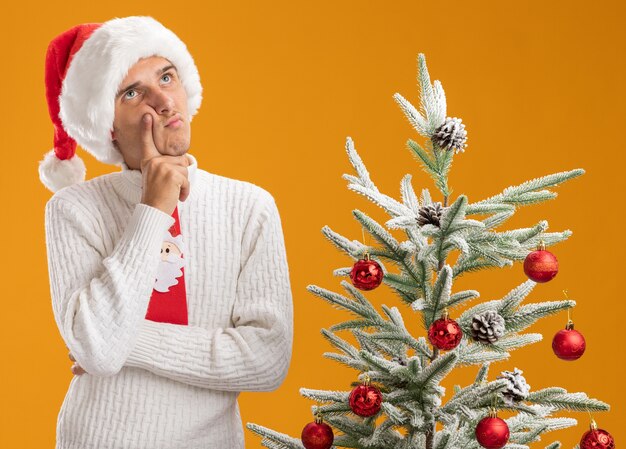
[39,16,203,193]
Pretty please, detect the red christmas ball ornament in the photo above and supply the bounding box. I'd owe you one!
[580,420,615,449]
[552,320,586,360]
[301,414,334,449]
[428,309,463,350]
[350,253,384,291]
[523,240,558,283]
[475,412,510,449]
[349,374,383,417]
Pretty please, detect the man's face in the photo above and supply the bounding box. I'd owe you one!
[111,56,191,170]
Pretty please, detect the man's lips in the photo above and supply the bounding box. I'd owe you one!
[165,116,183,128]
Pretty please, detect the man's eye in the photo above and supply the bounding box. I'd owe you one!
[162,73,173,83]
[124,90,137,100]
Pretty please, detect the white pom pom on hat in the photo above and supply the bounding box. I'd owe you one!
[38,148,87,193]
[39,16,203,193]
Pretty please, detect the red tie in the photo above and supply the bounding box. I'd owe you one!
[145,205,189,325]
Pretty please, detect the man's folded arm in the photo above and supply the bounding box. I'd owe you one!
[124,192,294,391]
[45,196,174,377]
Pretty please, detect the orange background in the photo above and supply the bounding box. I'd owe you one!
[2,1,624,448]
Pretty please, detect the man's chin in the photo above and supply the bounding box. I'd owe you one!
[161,142,190,157]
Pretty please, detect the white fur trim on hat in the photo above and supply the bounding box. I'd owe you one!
[58,16,203,165]
[38,149,87,193]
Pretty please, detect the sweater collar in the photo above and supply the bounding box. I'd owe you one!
[114,153,198,204]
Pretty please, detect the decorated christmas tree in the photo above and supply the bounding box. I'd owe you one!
[246,54,613,449]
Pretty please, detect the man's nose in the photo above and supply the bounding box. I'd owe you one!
[150,89,175,114]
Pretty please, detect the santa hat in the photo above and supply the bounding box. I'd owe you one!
[39,16,203,193]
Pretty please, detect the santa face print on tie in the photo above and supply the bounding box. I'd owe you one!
[145,205,189,325]
[155,231,186,293]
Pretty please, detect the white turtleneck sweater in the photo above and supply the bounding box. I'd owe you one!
[43,153,293,449]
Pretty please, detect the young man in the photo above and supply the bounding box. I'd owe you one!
[40,16,293,449]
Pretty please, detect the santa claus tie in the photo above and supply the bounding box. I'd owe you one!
[145,205,189,325]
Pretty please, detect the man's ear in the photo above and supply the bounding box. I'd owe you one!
[111,131,119,151]
[110,130,119,150]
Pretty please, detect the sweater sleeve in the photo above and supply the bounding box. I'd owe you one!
[124,192,294,392]
[44,196,175,377]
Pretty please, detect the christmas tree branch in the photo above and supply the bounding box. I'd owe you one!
[511,424,550,445]
[400,174,421,216]
[343,136,425,231]
[320,225,364,257]
[452,256,512,277]
[451,408,576,449]
[357,417,404,448]
[393,54,453,198]
[320,328,362,360]
[380,401,410,425]
[352,212,434,301]
[315,296,434,374]
[482,208,517,230]
[461,238,516,267]
[404,139,453,198]
[351,209,407,259]
[306,281,385,324]
[525,390,610,412]
[474,397,542,416]
[379,271,420,297]
[311,410,404,449]
[311,413,371,444]
[450,223,572,278]
[347,181,416,221]
[458,280,537,328]
[545,442,562,449]
[415,352,458,402]
[441,378,509,415]
[376,269,426,307]
[487,333,543,352]
[499,219,549,243]
[465,202,518,215]
[469,169,585,208]
[322,352,370,372]
[438,288,481,311]
[393,53,445,139]
[517,230,573,253]
[419,195,485,270]
[431,140,455,198]
[455,340,511,365]
[507,413,578,443]
[425,265,453,328]
[322,195,434,305]
[357,329,415,362]
[246,423,307,449]
[505,300,577,333]
[299,388,349,403]
[416,53,446,133]
[371,305,433,357]
[474,362,491,384]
